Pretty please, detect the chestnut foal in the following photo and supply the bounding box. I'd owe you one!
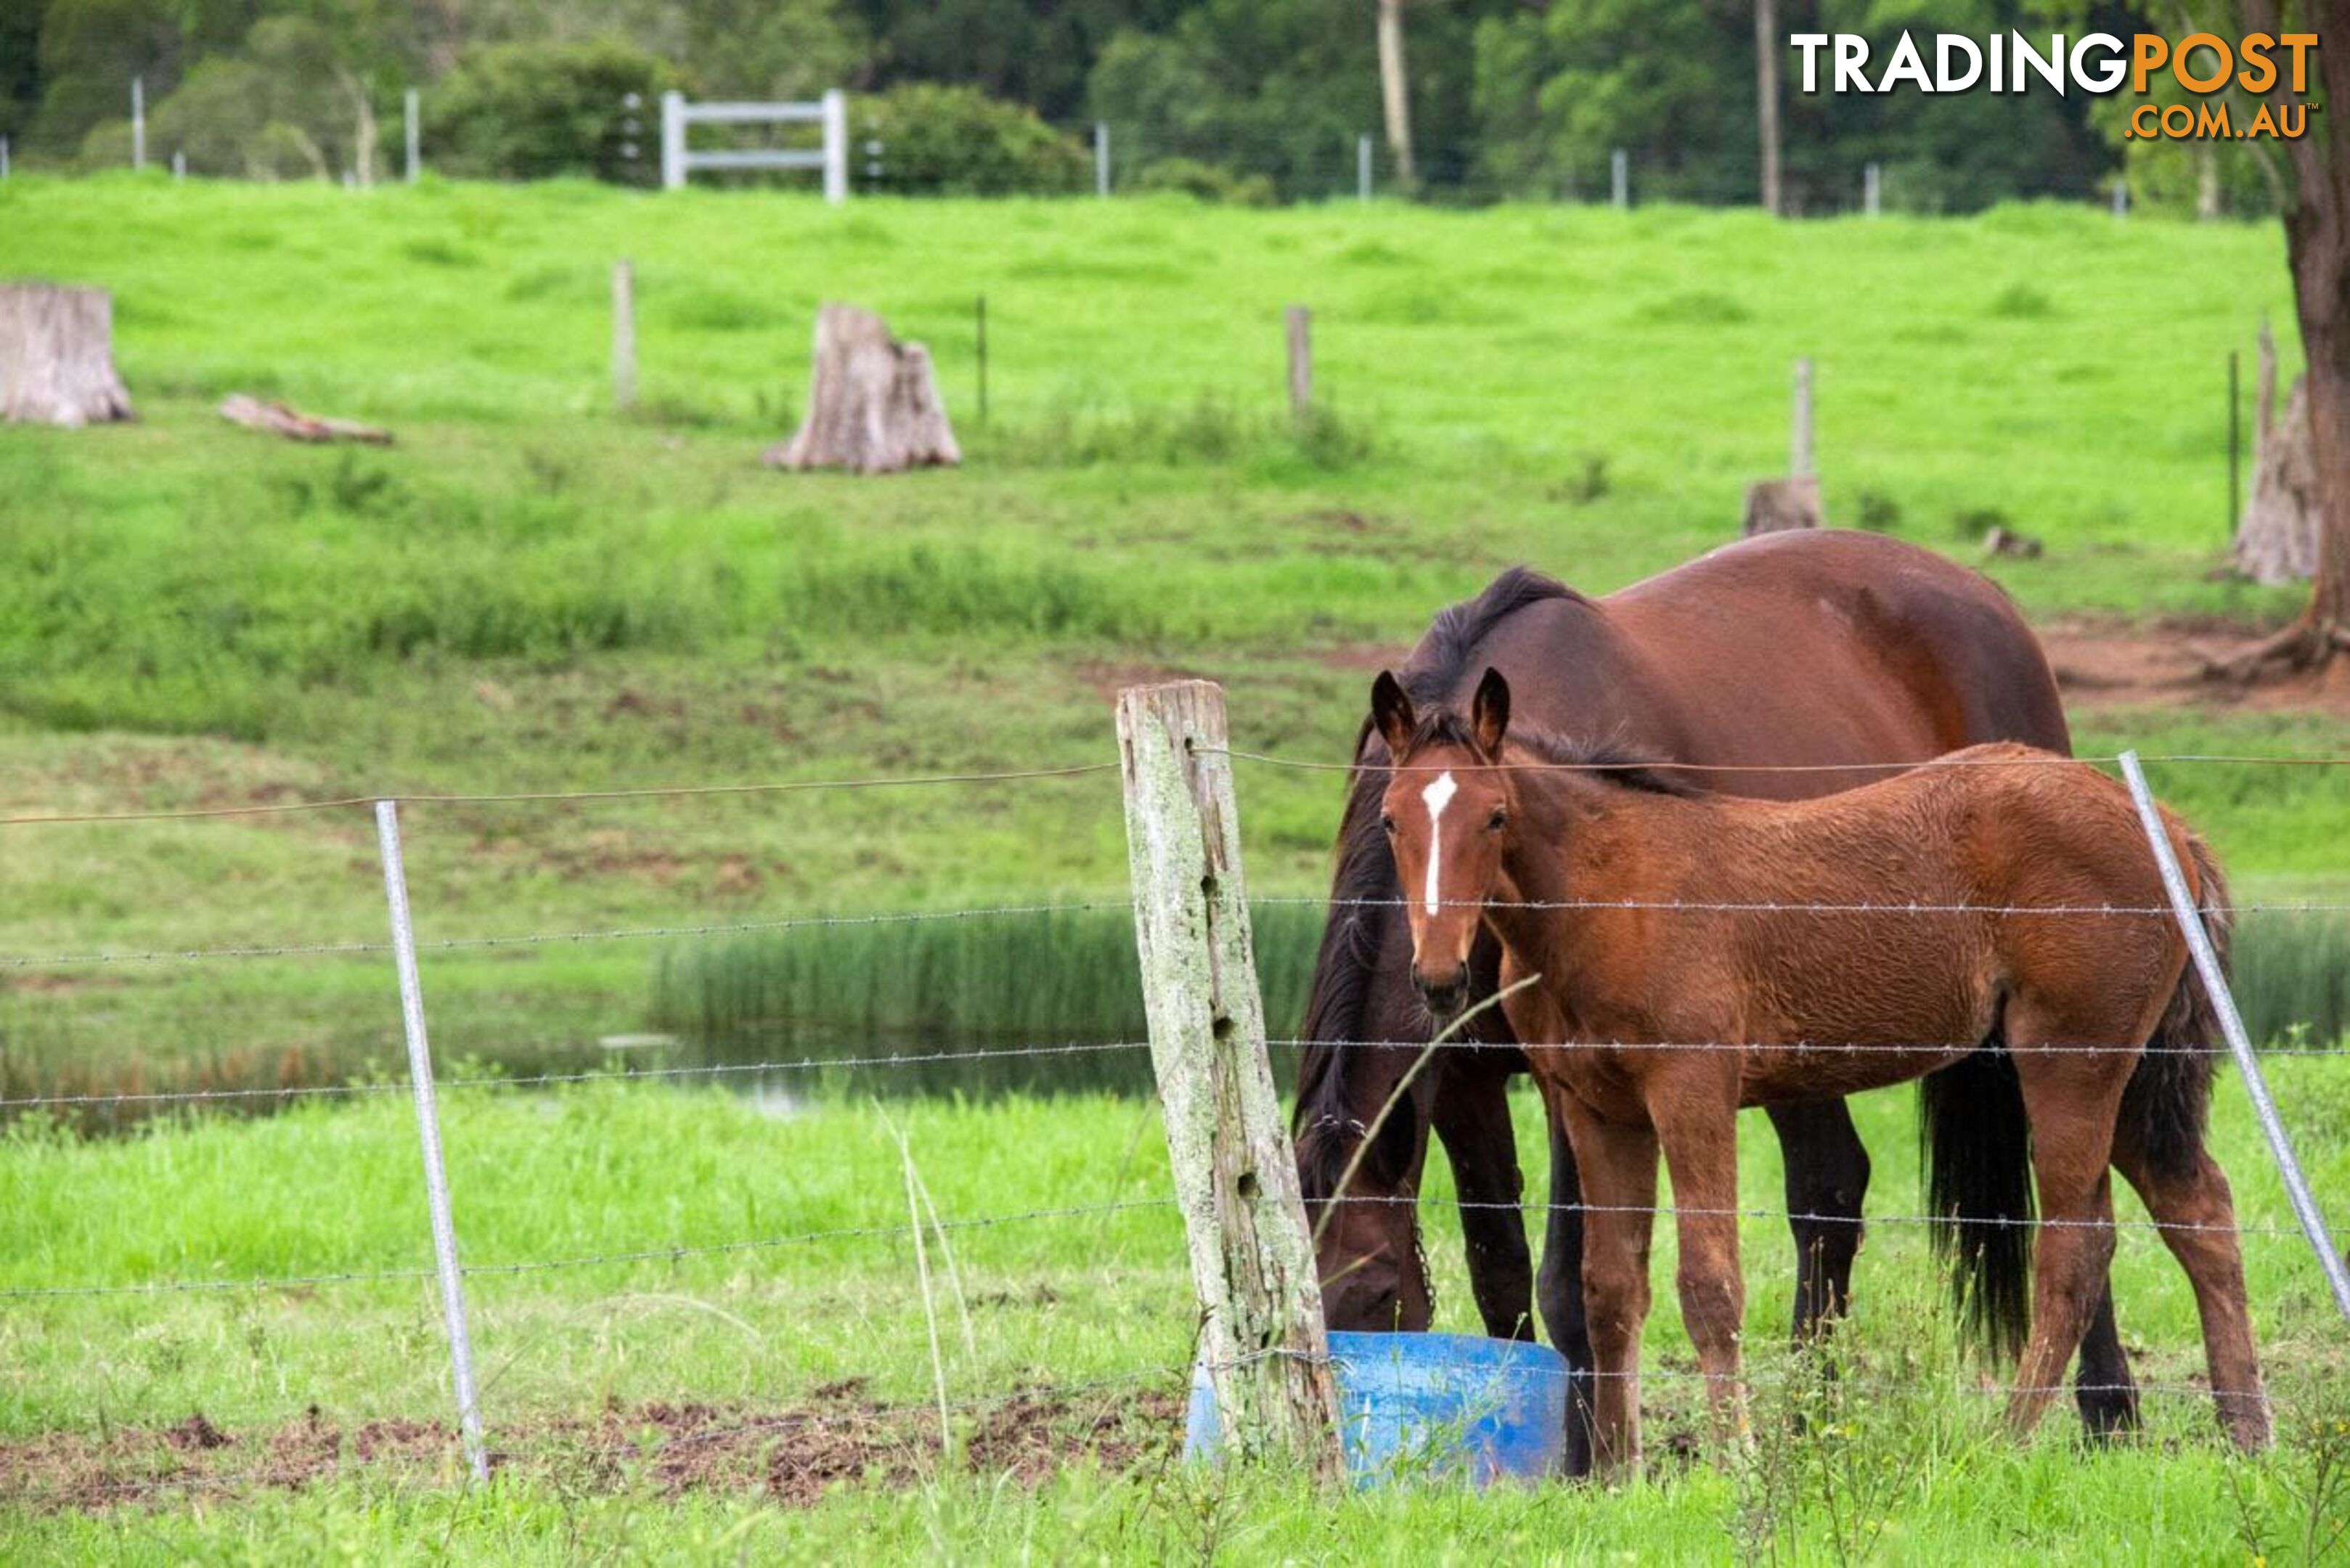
[1371,667,2269,1476]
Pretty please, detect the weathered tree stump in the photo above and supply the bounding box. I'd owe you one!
[1742,475,1821,536]
[764,304,960,475]
[1,282,134,428]
[2233,371,2321,585]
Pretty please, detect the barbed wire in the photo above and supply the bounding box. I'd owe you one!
[0,1041,1158,1112]
[1321,1192,2312,1241]
[15,1173,2328,1302]
[1273,1036,2349,1059]
[0,761,1117,830]
[0,1198,1178,1301]
[0,899,1137,970]
[1212,747,2350,776]
[1264,894,2339,918]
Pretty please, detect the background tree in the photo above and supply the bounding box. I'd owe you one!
[2230,0,2350,669]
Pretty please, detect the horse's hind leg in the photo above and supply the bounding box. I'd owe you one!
[1765,1098,1869,1338]
[2072,1283,2138,1439]
[2110,1135,2271,1450]
[2005,1029,2126,1441]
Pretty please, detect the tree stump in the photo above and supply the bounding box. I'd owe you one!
[2232,374,2320,585]
[764,304,960,475]
[1742,475,1822,536]
[1,282,134,428]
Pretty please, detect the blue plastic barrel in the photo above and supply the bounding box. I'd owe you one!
[1183,1331,1569,1486]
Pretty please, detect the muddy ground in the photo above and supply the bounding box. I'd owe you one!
[0,1383,1187,1513]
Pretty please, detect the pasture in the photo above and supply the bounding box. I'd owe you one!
[3,176,2349,1558]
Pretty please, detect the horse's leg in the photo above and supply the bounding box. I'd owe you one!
[1555,1091,1658,1480]
[1763,1098,1869,1338]
[1655,1084,1750,1448]
[1432,1052,1535,1342]
[2072,1281,2139,1440]
[2004,1034,2124,1442]
[2110,1135,2272,1450]
[1535,1090,1596,1478]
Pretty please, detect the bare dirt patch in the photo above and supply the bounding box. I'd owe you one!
[0,1386,1186,1514]
[2039,616,2350,717]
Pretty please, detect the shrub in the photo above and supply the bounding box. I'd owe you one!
[429,38,675,185]
[1130,156,1273,206]
[856,83,1087,197]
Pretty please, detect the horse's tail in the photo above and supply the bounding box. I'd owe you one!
[2119,828,2229,1184]
[1920,1042,2034,1363]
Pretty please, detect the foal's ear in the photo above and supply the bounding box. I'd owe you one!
[1472,667,1511,755]
[1371,671,1415,758]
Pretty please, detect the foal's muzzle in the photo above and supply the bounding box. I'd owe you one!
[1414,963,1471,1018]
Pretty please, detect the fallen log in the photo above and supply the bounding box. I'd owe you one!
[218,393,393,446]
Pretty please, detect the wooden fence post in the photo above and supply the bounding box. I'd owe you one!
[1285,306,1312,420]
[1116,681,1342,1478]
[611,259,637,412]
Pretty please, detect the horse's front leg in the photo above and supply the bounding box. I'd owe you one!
[1536,1100,1596,1479]
[1655,1079,1750,1450]
[1430,1051,1535,1342]
[1553,1087,1658,1481]
[1763,1098,1869,1339]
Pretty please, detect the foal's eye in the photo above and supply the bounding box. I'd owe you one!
[1487,808,1508,830]
[1379,814,1396,834]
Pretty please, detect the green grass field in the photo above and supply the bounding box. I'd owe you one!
[4,176,2350,1558]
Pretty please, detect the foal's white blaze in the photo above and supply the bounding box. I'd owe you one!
[1420,770,1458,918]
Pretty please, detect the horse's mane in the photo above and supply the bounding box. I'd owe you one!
[1292,567,1583,1179]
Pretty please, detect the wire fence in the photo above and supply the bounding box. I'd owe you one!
[1,745,2346,1503]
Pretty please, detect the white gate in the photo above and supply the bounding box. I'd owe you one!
[660,89,847,202]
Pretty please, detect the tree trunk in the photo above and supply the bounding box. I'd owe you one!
[2226,0,2350,670]
[1755,0,1781,216]
[765,304,960,475]
[0,283,134,428]
[1376,0,1415,188]
[2232,374,2320,584]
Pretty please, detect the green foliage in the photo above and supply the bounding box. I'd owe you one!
[857,83,1088,197]
[428,37,677,184]
[1130,155,1273,205]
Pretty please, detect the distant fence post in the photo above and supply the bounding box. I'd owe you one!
[131,77,145,172]
[1864,161,1880,217]
[1115,682,1342,1478]
[1790,356,1814,478]
[1,136,9,179]
[822,88,847,204]
[611,259,637,413]
[404,89,420,184]
[1094,121,1110,197]
[1284,306,1312,418]
[2113,179,2129,221]
[1358,134,1372,202]
[2117,752,2350,1326]
[660,90,685,191]
[374,800,491,1485]
[171,150,184,181]
[1610,147,1628,210]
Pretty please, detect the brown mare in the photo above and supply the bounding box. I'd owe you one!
[1371,668,2271,1473]
[1291,532,2142,1474]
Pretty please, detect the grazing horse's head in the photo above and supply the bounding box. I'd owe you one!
[1371,666,1514,1022]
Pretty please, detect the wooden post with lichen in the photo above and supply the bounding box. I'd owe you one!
[1115,680,1342,1479]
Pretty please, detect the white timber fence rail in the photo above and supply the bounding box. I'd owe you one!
[1115,679,1342,1478]
[661,89,848,200]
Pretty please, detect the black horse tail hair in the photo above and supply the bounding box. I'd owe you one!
[1919,1040,2034,1365]
[2119,829,2229,1185]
